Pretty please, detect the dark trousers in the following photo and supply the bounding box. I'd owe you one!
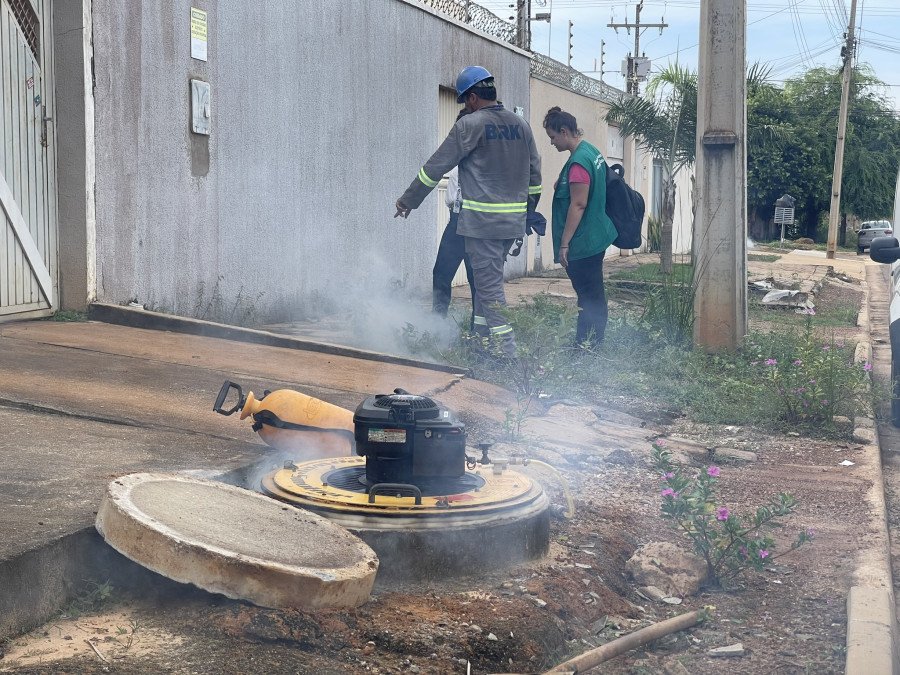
[432,211,476,323]
[566,251,608,345]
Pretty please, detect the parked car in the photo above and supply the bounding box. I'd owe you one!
[857,219,893,253]
[869,237,900,425]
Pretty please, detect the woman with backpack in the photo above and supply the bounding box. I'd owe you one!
[543,106,618,346]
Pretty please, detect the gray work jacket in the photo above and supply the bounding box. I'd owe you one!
[400,105,542,240]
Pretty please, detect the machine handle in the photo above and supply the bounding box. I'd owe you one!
[213,380,245,416]
[367,483,423,505]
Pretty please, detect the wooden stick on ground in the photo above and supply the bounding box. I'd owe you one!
[543,609,704,674]
[85,639,110,664]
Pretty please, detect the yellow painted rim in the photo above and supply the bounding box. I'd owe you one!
[261,456,542,516]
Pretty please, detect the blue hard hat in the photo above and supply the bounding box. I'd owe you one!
[456,66,493,103]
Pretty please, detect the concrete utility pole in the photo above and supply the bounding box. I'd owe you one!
[607,1,667,95]
[693,0,748,351]
[600,39,606,83]
[515,0,532,51]
[825,0,859,259]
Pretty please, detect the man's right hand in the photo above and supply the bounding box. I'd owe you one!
[394,199,412,219]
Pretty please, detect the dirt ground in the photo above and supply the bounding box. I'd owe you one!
[0,400,863,675]
[0,256,871,675]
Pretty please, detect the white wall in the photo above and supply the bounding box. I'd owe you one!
[89,0,531,320]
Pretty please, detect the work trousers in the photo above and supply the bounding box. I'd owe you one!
[464,236,517,357]
[566,251,608,346]
[432,211,476,325]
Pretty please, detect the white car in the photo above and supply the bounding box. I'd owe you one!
[858,219,893,253]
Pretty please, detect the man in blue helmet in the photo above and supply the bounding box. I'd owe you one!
[395,66,542,359]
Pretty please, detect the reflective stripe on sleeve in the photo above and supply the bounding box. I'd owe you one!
[528,185,542,195]
[417,168,439,188]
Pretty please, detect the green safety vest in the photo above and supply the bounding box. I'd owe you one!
[551,140,617,262]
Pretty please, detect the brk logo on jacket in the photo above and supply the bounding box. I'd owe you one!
[484,124,522,141]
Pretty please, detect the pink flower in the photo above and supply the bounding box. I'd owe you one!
[806,528,815,538]
[765,358,778,366]
[863,362,873,372]
[716,507,729,521]
[793,359,803,366]
[707,466,721,477]
[655,438,668,447]
[661,488,675,497]
[822,345,830,351]
[739,546,748,557]
[759,550,770,559]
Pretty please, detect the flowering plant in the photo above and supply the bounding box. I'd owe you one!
[746,330,869,426]
[651,441,813,586]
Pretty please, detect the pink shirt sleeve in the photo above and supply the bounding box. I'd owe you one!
[568,164,591,185]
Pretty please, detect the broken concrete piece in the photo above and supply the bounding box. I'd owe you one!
[626,542,707,597]
[708,643,746,657]
[96,473,378,609]
[638,585,668,602]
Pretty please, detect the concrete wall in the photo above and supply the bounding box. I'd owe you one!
[53,0,96,311]
[89,0,530,320]
[672,167,695,256]
[527,77,655,272]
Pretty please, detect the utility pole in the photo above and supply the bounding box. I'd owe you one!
[600,39,606,83]
[825,0,859,259]
[693,0,747,351]
[607,1,667,95]
[567,20,573,67]
[515,0,532,51]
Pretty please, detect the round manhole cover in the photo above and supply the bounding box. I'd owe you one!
[96,473,378,609]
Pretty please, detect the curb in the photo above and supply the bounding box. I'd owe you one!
[846,271,900,674]
[88,303,469,377]
[0,464,261,641]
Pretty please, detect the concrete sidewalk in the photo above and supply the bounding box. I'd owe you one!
[0,320,513,639]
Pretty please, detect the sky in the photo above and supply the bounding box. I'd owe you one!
[476,0,900,110]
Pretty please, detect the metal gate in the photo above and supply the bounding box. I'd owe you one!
[0,0,57,320]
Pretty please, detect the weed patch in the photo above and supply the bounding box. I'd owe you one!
[47,310,87,322]
[432,290,873,439]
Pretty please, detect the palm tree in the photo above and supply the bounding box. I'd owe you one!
[606,64,697,274]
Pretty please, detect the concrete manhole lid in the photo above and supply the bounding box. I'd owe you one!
[95,473,378,609]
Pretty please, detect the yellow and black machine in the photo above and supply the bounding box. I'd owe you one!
[214,380,550,578]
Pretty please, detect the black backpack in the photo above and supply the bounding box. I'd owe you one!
[605,163,645,250]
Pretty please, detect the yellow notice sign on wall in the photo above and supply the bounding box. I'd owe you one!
[190,8,208,62]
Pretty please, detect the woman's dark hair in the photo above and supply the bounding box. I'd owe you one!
[543,106,582,136]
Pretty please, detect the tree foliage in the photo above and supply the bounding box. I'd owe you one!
[747,65,900,239]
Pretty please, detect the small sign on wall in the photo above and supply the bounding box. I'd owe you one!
[191,8,208,61]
